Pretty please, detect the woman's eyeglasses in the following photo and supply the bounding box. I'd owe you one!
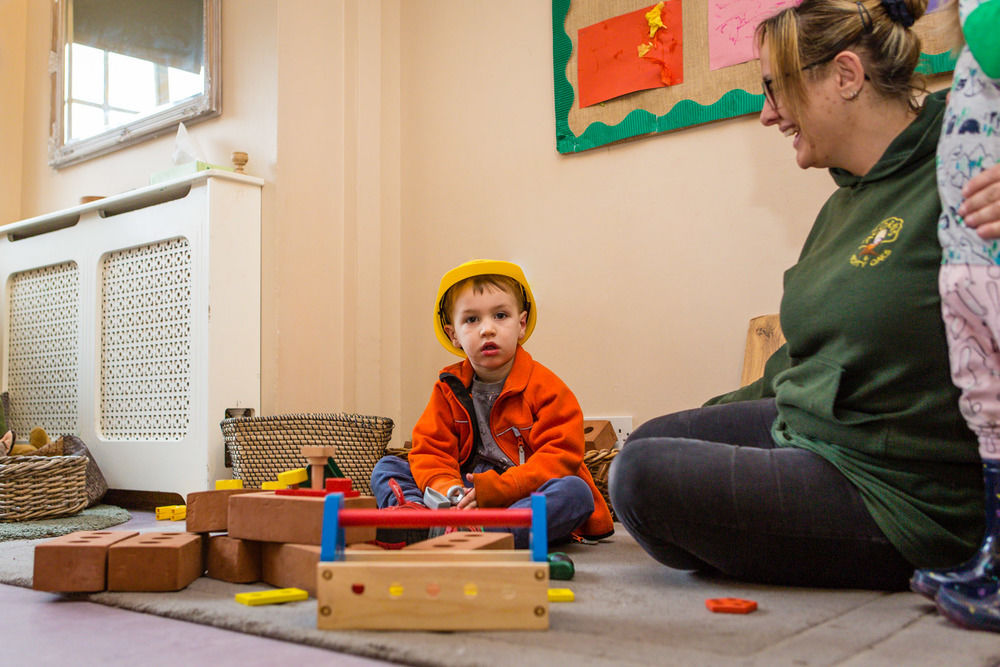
[761,55,868,110]
[762,2,874,110]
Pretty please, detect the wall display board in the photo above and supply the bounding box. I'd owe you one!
[554,0,957,153]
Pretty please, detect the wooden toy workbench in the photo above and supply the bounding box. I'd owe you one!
[316,494,550,631]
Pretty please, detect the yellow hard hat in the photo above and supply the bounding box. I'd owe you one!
[434,259,537,357]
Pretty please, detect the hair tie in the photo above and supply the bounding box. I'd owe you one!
[856,1,874,32]
[880,0,915,27]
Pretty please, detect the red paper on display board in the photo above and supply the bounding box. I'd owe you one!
[576,1,684,108]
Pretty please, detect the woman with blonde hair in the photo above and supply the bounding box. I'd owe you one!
[611,0,1000,590]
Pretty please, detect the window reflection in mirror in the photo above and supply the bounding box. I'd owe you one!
[50,0,220,168]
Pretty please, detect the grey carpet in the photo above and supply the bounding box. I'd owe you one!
[0,504,130,542]
[3,526,999,666]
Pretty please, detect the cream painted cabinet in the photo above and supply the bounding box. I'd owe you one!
[0,171,262,498]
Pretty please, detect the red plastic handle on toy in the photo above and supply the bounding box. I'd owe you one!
[337,508,533,528]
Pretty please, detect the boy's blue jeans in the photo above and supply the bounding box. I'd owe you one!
[370,455,594,549]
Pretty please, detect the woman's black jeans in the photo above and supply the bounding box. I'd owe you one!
[609,399,913,589]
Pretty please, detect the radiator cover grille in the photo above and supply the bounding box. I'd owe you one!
[99,237,192,441]
[6,262,81,438]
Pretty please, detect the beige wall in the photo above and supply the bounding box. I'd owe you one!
[3,0,871,445]
[395,2,836,437]
[0,0,27,226]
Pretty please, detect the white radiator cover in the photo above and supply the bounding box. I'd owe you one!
[0,171,262,498]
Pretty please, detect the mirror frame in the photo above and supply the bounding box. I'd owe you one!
[48,0,221,168]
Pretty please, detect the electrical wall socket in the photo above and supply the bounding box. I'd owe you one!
[587,416,633,449]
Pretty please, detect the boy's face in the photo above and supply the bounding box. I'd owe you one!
[443,283,527,383]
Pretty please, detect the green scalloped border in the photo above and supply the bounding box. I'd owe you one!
[553,0,957,155]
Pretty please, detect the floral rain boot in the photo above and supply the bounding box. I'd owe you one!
[910,460,1000,599]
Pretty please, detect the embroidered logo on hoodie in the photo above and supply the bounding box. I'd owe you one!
[851,217,903,267]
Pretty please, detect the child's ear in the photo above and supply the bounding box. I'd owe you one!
[518,310,528,340]
[443,324,460,348]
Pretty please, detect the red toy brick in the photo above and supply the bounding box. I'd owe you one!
[274,478,360,498]
[107,532,204,592]
[325,478,353,493]
[33,530,139,592]
[705,597,758,614]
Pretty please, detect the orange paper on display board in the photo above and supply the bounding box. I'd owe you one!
[576,1,684,109]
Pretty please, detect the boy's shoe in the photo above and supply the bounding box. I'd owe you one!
[376,478,431,547]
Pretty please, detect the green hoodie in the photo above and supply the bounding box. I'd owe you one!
[708,90,983,568]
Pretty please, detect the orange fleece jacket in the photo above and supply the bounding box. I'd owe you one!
[409,347,614,539]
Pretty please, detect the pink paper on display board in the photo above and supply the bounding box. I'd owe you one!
[709,0,798,71]
[577,2,684,108]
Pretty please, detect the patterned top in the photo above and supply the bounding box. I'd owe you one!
[938,0,1000,264]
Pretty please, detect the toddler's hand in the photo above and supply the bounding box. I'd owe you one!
[457,473,477,509]
[960,163,1000,239]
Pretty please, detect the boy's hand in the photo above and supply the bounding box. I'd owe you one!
[960,163,1000,238]
[456,473,478,509]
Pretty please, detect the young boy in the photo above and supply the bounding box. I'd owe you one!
[370,259,614,547]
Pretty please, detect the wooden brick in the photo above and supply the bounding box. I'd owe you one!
[260,543,321,596]
[205,535,261,583]
[583,420,617,451]
[33,530,139,592]
[107,532,204,592]
[185,488,256,533]
[227,492,376,545]
[404,531,514,551]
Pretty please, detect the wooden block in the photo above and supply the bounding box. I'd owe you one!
[316,560,549,630]
[260,543,321,596]
[155,505,184,520]
[206,535,261,583]
[741,313,785,387]
[33,530,139,592]
[185,488,256,533]
[228,492,376,546]
[107,532,204,592]
[583,420,617,451]
[300,445,338,458]
[404,531,514,551]
[343,549,527,563]
[236,587,309,606]
[277,467,308,486]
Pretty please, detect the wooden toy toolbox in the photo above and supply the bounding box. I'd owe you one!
[316,494,551,631]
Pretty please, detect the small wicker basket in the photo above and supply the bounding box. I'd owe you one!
[0,455,88,522]
[220,413,395,495]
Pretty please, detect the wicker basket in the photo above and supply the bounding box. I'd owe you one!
[583,448,618,521]
[0,455,88,522]
[220,413,395,495]
[384,446,620,521]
